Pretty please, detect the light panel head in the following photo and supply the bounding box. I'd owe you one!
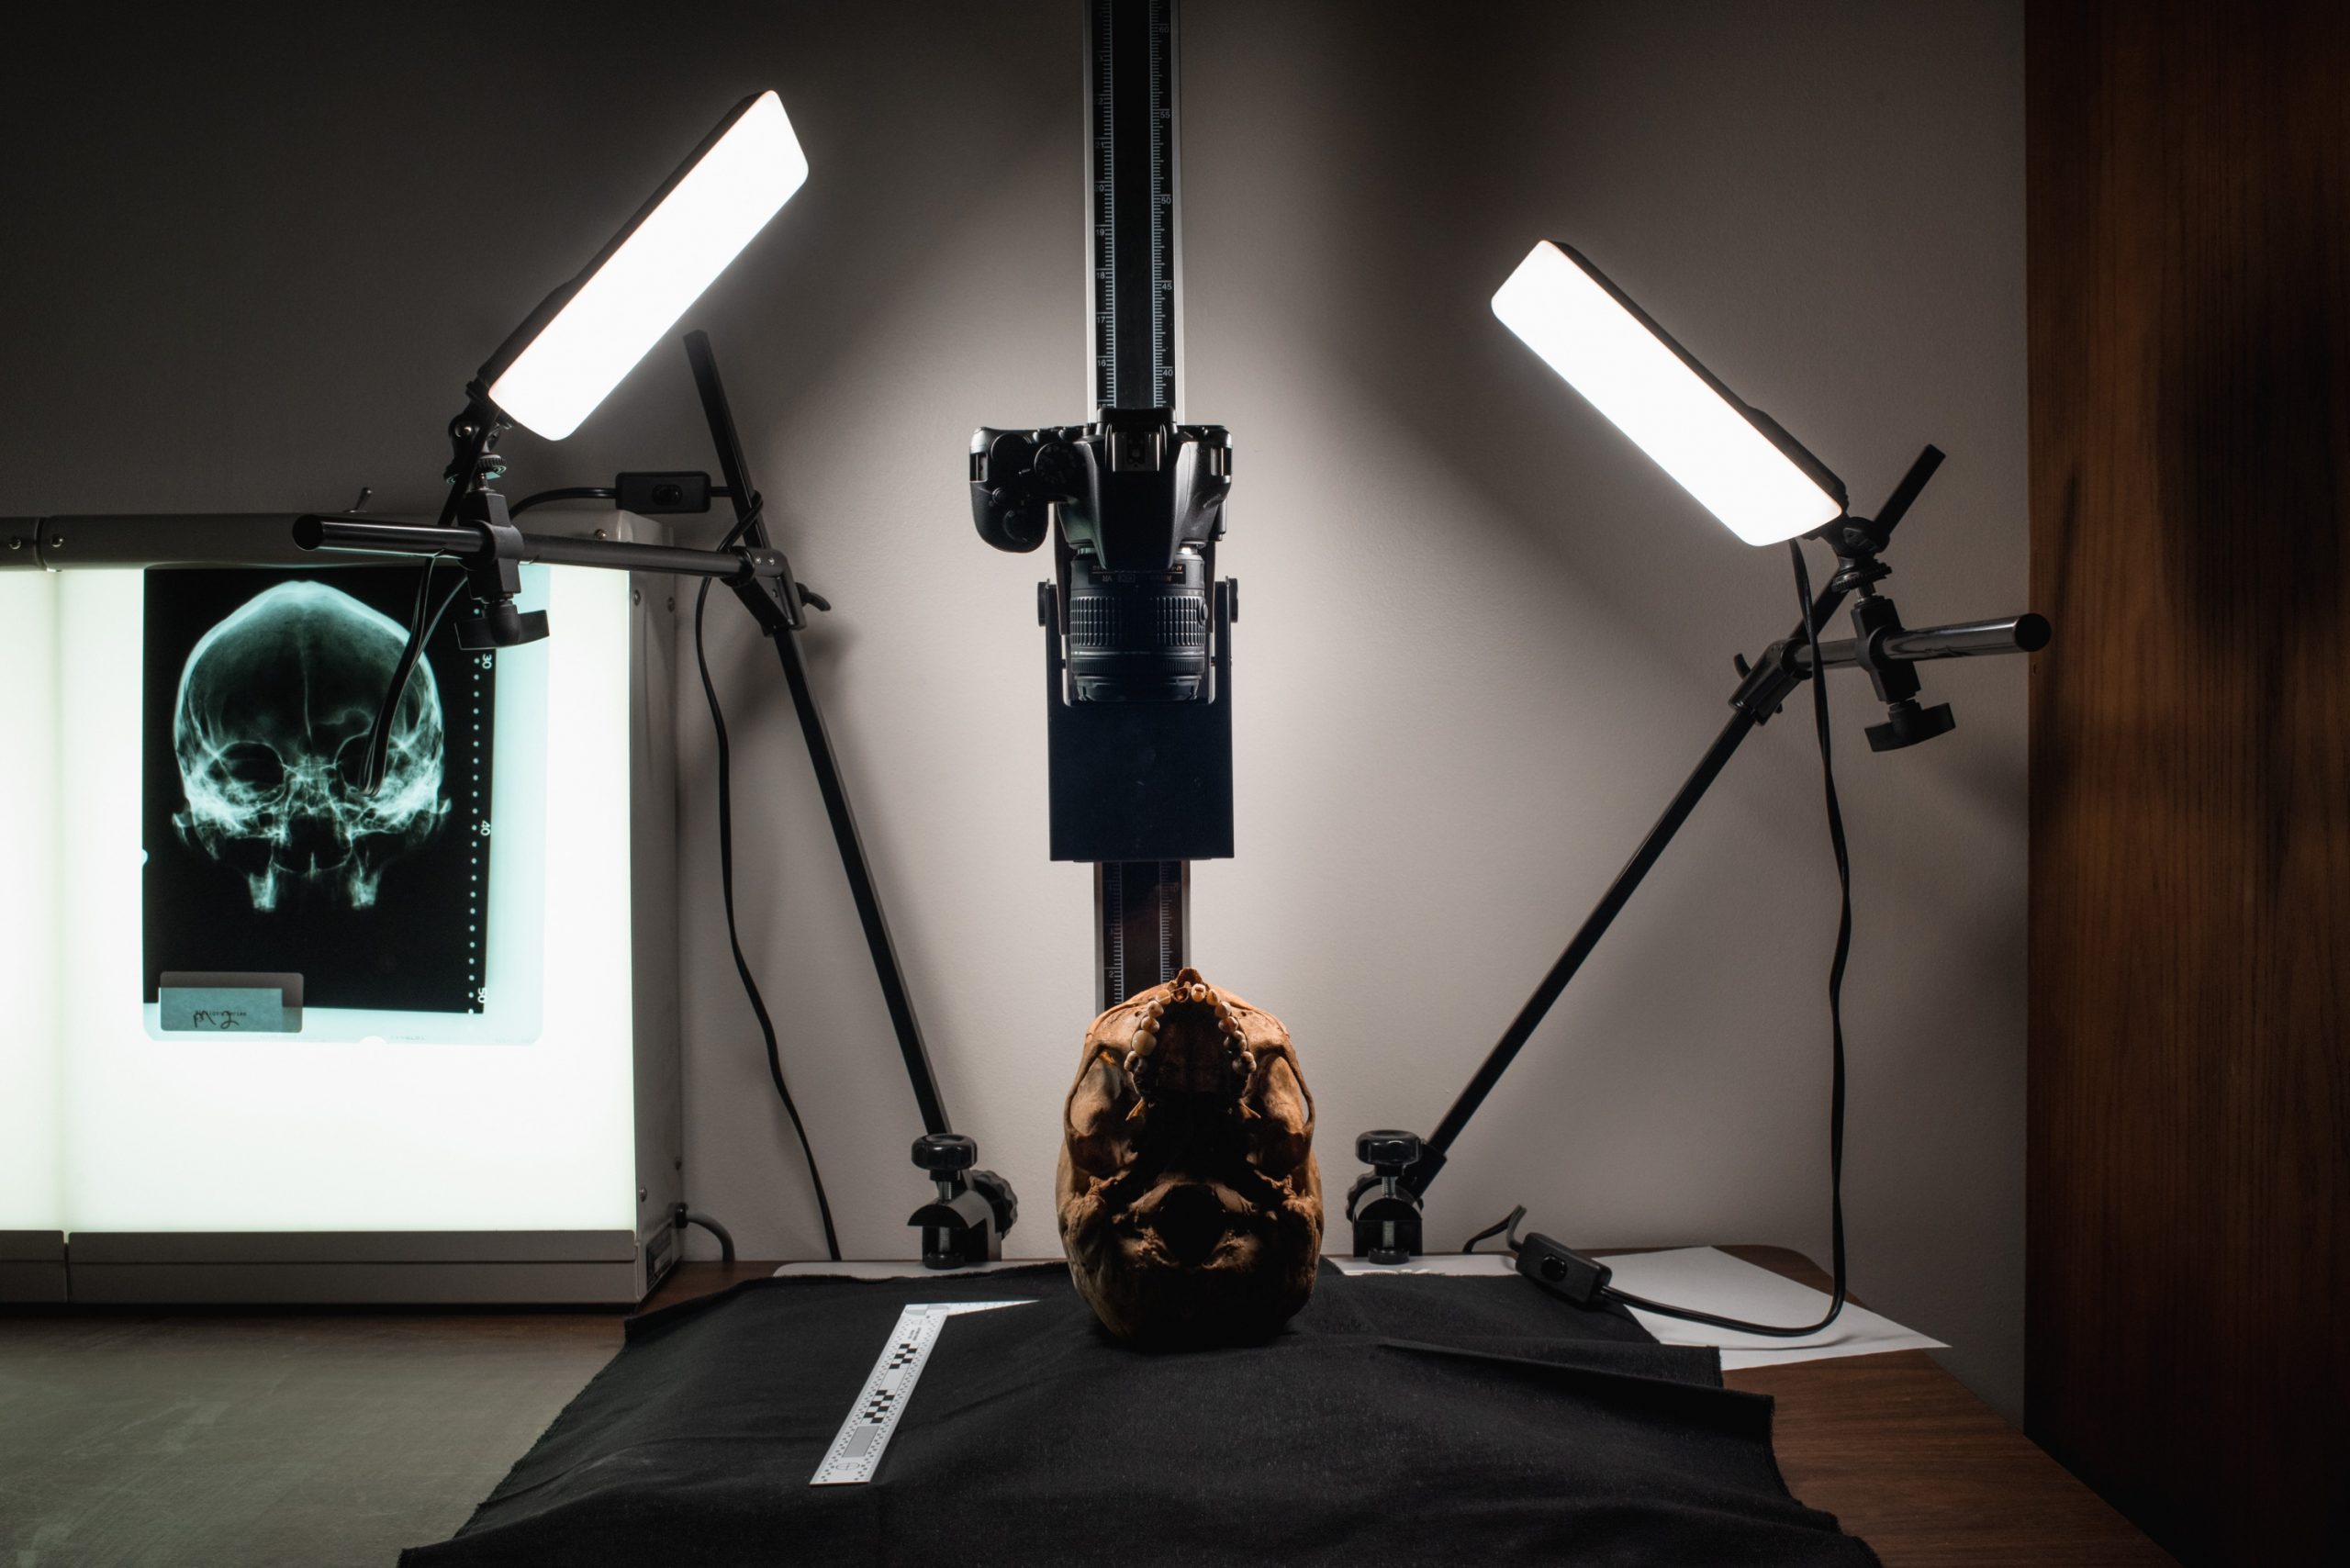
[478,90,808,441]
[1492,241,1845,546]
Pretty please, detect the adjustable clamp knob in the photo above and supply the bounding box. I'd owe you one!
[911,1133,977,1176]
[1352,1129,1428,1266]
[1864,699,1957,753]
[1357,1129,1424,1178]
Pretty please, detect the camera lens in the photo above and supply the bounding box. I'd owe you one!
[1065,551,1211,702]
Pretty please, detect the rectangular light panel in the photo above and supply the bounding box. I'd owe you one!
[1492,241,1844,546]
[487,90,809,440]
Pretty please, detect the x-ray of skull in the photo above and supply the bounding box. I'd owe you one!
[172,580,449,910]
[142,567,495,1016]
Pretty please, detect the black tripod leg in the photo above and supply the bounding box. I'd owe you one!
[1410,562,1859,1189]
[686,327,956,1140]
[766,622,953,1137]
[1421,705,1763,1166]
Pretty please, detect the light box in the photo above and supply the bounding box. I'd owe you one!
[0,569,65,1297]
[0,518,683,1303]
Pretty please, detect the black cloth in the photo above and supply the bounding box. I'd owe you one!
[402,1262,1877,1567]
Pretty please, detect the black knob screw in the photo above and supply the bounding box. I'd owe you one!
[912,1133,976,1174]
[1357,1130,1423,1175]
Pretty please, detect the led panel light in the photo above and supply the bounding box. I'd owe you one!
[1492,241,1846,546]
[480,90,808,441]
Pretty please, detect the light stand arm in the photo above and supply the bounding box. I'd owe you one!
[1348,446,2049,1263]
[299,333,1019,1269]
[677,332,957,1148]
[294,512,791,584]
[682,328,1016,1265]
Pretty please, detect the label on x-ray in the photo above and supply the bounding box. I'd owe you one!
[809,1301,1035,1486]
[160,986,286,1032]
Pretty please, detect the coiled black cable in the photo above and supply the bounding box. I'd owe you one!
[361,555,467,795]
[1598,539,1852,1338]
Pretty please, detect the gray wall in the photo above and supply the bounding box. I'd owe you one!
[0,2,2027,1417]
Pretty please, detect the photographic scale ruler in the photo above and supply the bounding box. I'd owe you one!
[808,1300,1035,1485]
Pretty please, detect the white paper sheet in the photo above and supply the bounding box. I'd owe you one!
[775,1247,1941,1372]
[1330,1246,1944,1370]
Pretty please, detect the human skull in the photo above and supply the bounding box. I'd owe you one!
[171,580,451,910]
[1058,967,1321,1345]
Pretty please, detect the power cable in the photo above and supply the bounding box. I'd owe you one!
[1595,540,1852,1338]
[695,503,842,1261]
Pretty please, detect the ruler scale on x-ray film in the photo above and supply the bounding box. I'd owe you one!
[808,1301,1035,1485]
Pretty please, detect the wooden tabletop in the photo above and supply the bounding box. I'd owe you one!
[1709,1248,2172,1566]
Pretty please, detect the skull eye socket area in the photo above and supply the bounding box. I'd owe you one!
[211,741,287,794]
[332,731,378,791]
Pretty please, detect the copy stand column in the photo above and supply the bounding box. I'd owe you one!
[969,0,1239,1016]
[1097,861,1189,1014]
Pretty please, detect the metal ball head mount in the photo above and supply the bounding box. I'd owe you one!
[1731,460,2037,752]
[439,405,549,651]
[908,1134,1019,1271]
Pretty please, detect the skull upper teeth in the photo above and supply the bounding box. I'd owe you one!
[1123,979,1254,1078]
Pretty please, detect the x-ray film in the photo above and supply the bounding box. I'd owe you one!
[142,566,493,1015]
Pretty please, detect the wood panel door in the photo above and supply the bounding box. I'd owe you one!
[2027,2,2350,1562]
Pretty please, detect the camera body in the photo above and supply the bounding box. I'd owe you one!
[969,409,1238,865]
[971,410,1232,704]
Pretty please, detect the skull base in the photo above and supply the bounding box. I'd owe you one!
[1057,968,1321,1346]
